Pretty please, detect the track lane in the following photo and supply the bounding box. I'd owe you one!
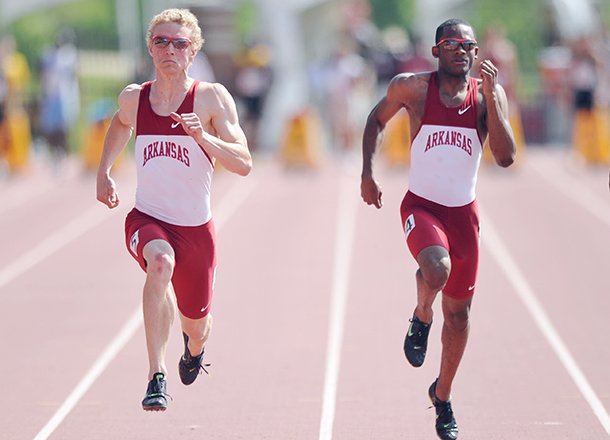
[44,159,341,439]
[331,151,610,439]
[1,149,608,439]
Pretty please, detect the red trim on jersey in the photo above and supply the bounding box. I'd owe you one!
[136,80,214,166]
[411,72,482,144]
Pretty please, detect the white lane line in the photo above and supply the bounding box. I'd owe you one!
[33,308,142,440]
[527,159,610,228]
[31,174,258,440]
[482,211,610,436]
[0,203,126,290]
[0,171,136,291]
[319,173,359,440]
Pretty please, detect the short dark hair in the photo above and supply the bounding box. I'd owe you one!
[435,19,474,43]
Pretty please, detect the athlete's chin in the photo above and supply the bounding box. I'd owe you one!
[444,66,471,77]
[157,63,183,74]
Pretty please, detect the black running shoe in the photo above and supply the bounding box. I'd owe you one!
[428,379,459,440]
[142,372,169,411]
[403,312,431,367]
[178,332,210,385]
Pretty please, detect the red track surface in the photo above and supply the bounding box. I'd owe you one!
[0,148,608,439]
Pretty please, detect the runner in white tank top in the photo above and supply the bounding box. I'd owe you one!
[360,19,516,440]
[96,8,251,412]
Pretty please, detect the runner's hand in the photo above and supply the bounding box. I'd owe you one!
[361,175,383,209]
[170,112,205,144]
[96,174,120,209]
[479,59,499,98]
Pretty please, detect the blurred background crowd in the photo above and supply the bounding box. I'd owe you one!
[0,0,609,176]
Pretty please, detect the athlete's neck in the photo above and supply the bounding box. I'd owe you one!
[436,71,470,107]
[149,75,194,116]
[152,73,193,101]
[153,72,193,96]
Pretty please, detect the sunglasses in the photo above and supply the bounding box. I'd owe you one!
[436,38,478,51]
[152,35,193,51]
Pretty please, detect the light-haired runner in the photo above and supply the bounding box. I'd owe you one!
[96,8,251,411]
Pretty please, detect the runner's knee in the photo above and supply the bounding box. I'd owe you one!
[146,252,174,283]
[420,259,450,291]
[444,305,470,332]
[417,246,451,291]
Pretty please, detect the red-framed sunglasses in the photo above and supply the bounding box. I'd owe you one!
[436,38,478,51]
[152,35,193,50]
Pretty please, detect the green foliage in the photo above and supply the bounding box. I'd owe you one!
[368,0,546,94]
[6,0,121,153]
[235,0,259,44]
[9,0,118,70]
[369,0,415,31]
[468,0,544,76]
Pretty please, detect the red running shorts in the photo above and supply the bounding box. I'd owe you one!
[400,191,480,299]
[124,208,216,319]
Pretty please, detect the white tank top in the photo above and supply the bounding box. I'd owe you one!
[134,81,214,226]
[409,72,483,207]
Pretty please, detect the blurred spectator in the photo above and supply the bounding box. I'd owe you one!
[343,0,393,90]
[569,36,599,113]
[0,43,8,172]
[538,45,572,144]
[477,22,525,157]
[2,35,30,106]
[234,43,273,151]
[38,28,80,163]
[568,35,610,163]
[478,23,519,102]
[1,34,32,173]
[326,38,376,156]
[399,35,434,74]
[595,24,610,109]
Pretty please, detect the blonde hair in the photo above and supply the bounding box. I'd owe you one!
[147,8,204,52]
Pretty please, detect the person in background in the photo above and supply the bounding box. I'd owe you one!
[39,28,79,166]
[234,42,273,150]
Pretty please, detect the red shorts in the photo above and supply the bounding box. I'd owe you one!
[400,191,480,299]
[125,208,217,319]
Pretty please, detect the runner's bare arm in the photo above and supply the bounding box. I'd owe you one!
[361,74,414,209]
[480,60,516,167]
[171,83,251,176]
[96,84,139,209]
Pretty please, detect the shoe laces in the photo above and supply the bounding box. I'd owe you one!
[199,361,211,375]
[409,317,430,342]
[147,375,173,401]
[429,399,452,416]
[429,399,456,428]
[183,352,211,375]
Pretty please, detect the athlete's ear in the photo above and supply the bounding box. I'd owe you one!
[431,46,439,58]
